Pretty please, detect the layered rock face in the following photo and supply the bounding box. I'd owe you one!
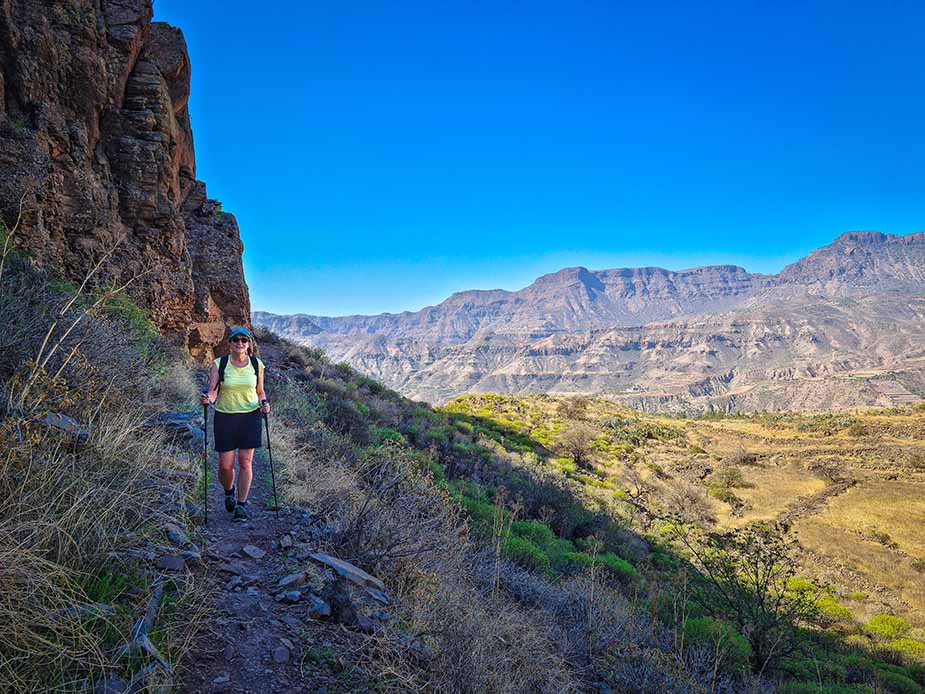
[256,232,925,411]
[0,0,249,360]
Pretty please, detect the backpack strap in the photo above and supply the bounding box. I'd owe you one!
[250,355,259,379]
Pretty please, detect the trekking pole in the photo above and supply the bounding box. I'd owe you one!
[263,412,280,521]
[202,393,209,527]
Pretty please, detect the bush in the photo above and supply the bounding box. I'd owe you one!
[682,617,752,673]
[323,397,369,444]
[503,536,551,574]
[597,552,639,583]
[564,551,638,583]
[724,447,757,466]
[778,685,873,694]
[370,426,404,445]
[707,482,741,506]
[816,594,854,627]
[890,639,925,665]
[876,670,922,694]
[867,615,913,641]
[847,422,867,437]
[510,520,558,549]
[711,463,749,488]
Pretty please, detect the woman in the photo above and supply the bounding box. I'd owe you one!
[201,326,270,522]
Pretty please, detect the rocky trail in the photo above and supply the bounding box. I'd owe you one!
[174,434,385,693]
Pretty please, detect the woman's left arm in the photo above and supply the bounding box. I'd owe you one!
[257,362,270,413]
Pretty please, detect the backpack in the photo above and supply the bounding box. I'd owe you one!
[218,354,260,385]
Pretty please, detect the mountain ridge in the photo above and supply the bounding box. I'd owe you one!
[254,231,925,411]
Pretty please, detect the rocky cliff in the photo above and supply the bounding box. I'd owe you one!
[0,0,249,360]
[255,232,925,411]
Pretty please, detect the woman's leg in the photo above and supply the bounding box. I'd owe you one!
[236,448,255,502]
[218,451,236,490]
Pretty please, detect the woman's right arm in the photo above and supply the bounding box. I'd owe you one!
[201,364,220,405]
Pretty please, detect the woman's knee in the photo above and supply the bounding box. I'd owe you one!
[218,451,235,472]
[237,450,254,471]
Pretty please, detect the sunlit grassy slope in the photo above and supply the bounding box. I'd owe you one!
[443,394,925,626]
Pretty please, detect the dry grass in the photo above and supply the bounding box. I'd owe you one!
[674,411,925,624]
[717,462,827,527]
[0,409,182,690]
[796,480,925,623]
[0,256,202,691]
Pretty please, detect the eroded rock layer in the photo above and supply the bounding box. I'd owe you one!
[255,232,925,412]
[0,0,249,360]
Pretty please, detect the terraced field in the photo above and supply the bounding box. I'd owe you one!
[444,395,925,628]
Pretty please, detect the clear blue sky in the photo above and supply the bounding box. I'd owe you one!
[153,0,925,316]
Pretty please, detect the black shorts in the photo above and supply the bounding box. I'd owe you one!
[213,409,263,452]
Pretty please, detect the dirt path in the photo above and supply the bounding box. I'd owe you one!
[178,447,339,694]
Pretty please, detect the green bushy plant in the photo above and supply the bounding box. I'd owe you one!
[682,616,752,673]
[867,615,912,641]
[876,670,922,694]
[890,639,925,665]
[503,535,551,574]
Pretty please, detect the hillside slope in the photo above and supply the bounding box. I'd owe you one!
[255,231,925,411]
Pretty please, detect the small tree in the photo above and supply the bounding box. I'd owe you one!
[557,395,591,420]
[557,422,598,470]
[679,522,818,674]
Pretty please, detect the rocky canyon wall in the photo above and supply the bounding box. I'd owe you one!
[0,0,250,360]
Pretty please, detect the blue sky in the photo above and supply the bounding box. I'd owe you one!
[154,0,925,316]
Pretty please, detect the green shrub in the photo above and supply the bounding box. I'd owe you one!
[712,464,749,488]
[890,639,925,665]
[598,552,639,582]
[370,426,404,445]
[323,397,369,444]
[707,482,740,505]
[816,594,854,627]
[503,536,551,573]
[510,520,557,550]
[424,425,456,447]
[841,652,877,681]
[867,615,913,641]
[427,460,447,485]
[455,494,496,532]
[876,670,922,694]
[565,550,638,583]
[682,617,752,673]
[778,685,873,694]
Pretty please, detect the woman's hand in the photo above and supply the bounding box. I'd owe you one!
[200,392,211,406]
[261,399,271,414]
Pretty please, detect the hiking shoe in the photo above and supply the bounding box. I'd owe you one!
[232,504,249,523]
[224,490,237,513]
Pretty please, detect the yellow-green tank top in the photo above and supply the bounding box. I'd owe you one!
[214,357,264,414]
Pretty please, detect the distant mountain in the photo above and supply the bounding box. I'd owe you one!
[254,232,925,412]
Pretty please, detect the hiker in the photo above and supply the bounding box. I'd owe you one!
[200,326,270,522]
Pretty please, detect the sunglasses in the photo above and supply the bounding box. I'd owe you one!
[230,337,249,344]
